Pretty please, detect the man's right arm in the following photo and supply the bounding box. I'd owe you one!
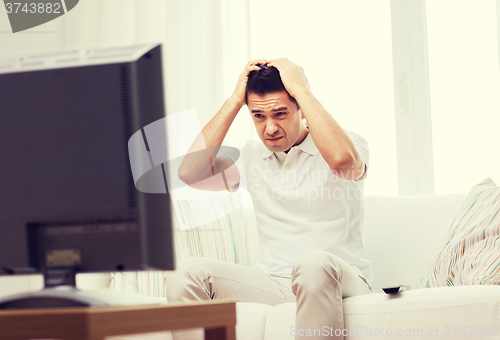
[177,60,265,191]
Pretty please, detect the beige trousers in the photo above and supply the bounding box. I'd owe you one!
[165,249,373,340]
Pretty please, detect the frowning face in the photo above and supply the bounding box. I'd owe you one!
[247,90,308,153]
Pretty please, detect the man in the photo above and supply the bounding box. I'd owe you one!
[168,59,373,340]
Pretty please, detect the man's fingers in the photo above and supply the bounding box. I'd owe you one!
[268,59,305,76]
[242,59,266,76]
[266,58,292,67]
[265,59,279,66]
[247,59,266,67]
[265,58,310,95]
[247,63,262,70]
[240,65,261,81]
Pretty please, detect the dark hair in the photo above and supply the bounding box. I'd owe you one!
[245,63,299,108]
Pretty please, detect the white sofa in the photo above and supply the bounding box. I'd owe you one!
[233,193,500,340]
[2,194,500,340]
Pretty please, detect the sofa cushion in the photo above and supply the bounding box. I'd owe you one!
[363,194,466,292]
[418,177,500,288]
[172,191,249,266]
[343,286,500,340]
[259,286,500,340]
[263,302,296,340]
[110,192,249,297]
[236,302,274,340]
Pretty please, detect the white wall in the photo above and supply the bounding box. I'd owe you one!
[249,0,500,195]
[249,0,398,196]
[3,1,499,194]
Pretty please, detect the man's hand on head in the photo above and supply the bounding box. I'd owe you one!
[230,59,266,106]
[266,58,310,99]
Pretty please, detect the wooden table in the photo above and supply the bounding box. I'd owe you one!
[0,300,236,340]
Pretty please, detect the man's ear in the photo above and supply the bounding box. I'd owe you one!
[301,112,308,129]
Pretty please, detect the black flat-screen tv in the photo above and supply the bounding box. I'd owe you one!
[0,43,174,308]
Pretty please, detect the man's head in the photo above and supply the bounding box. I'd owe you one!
[245,63,298,109]
[245,63,308,153]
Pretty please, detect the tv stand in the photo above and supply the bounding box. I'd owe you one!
[0,268,165,309]
[0,300,237,340]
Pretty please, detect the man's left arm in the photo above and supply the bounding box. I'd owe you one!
[267,58,366,181]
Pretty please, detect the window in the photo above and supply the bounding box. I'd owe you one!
[426,0,500,194]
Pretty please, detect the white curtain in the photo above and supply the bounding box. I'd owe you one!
[0,0,253,228]
[0,0,252,146]
[58,0,252,148]
[426,0,500,194]
[59,0,253,227]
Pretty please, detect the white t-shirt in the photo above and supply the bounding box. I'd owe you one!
[226,129,373,285]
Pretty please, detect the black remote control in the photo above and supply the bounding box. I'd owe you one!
[382,285,411,294]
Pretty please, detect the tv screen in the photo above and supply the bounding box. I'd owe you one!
[0,44,174,283]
